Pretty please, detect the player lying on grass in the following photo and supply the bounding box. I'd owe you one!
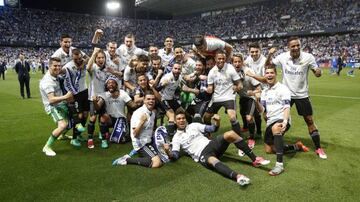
[112,91,164,168]
[254,66,309,176]
[40,57,73,156]
[163,109,270,186]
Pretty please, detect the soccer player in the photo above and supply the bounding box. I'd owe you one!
[40,57,73,156]
[203,51,243,136]
[163,110,270,186]
[158,36,174,67]
[148,44,159,57]
[134,74,161,106]
[91,29,123,80]
[192,35,233,61]
[158,63,183,136]
[243,42,266,136]
[112,91,163,168]
[62,49,89,147]
[232,53,261,149]
[254,66,309,175]
[87,48,112,149]
[263,36,327,159]
[52,34,88,66]
[149,55,164,87]
[181,59,211,123]
[92,77,138,145]
[116,34,147,71]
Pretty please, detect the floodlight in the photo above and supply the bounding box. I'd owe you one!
[106,1,120,10]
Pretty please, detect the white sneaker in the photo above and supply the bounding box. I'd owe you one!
[238,149,245,157]
[237,175,251,186]
[42,145,56,156]
[112,154,130,166]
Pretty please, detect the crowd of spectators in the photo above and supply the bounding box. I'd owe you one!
[0,0,358,66]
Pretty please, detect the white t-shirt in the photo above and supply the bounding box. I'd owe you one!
[130,105,156,151]
[272,51,319,99]
[181,57,196,77]
[260,82,291,126]
[62,61,87,93]
[39,72,64,113]
[207,63,240,102]
[172,123,210,162]
[244,55,266,76]
[88,64,111,100]
[159,72,182,100]
[99,90,132,118]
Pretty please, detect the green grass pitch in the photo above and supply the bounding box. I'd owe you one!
[0,69,359,201]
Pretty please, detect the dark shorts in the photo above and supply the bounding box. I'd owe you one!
[199,135,230,168]
[264,120,291,145]
[161,100,181,111]
[187,100,210,117]
[206,100,236,114]
[239,97,258,116]
[138,143,158,158]
[291,97,313,116]
[74,89,90,112]
[89,100,106,116]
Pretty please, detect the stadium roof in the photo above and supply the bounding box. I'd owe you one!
[135,0,267,16]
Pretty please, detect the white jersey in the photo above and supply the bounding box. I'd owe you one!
[130,105,156,151]
[207,63,240,102]
[192,37,225,54]
[158,48,174,66]
[244,55,266,76]
[62,61,87,93]
[116,44,147,70]
[105,51,123,72]
[172,123,210,162]
[99,90,132,118]
[51,47,85,66]
[260,82,291,126]
[123,65,136,84]
[237,67,260,99]
[273,51,319,99]
[39,72,64,113]
[159,72,182,100]
[181,57,196,77]
[88,64,111,100]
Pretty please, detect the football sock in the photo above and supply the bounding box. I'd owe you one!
[99,122,108,140]
[126,157,152,168]
[254,113,262,134]
[193,114,202,123]
[212,160,238,180]
[72,128,80,139]
[310,130,321,149]
[234,139,256,161]
[274,134,284,163]
[283,144,298,153]
[248,122,255,139]
[241,115,248,129]
[167,122,175,136]
[231,120,242,136]
[46,134,57,146]
[87,121,95,139]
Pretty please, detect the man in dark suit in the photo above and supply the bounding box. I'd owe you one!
[15,53,31,99]
[0,60,6,80]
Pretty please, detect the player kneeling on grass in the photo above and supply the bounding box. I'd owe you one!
[40,57,74,156]
[254,66,309,176]
[92,77,139,148]
[113,91,163,168]
[163,109,270,186]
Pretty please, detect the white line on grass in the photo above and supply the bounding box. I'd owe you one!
[310,94,360,100]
